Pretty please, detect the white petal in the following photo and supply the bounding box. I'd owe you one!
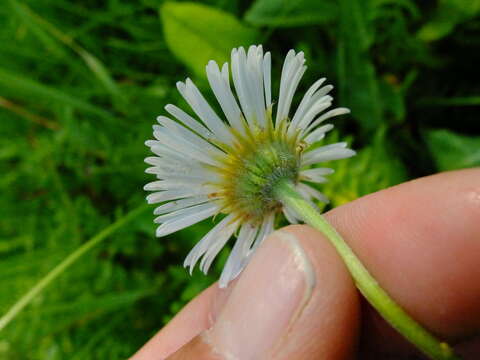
[144,156,162,166]
[146,186,214,204]
[144,153,204,172]
[283,205,299,224]
[156,116,225,158]
[288,78,326,136]
[145,164,219,183]
[145,142,205,167]
[153,196,210,215]
[155,202,219,224]
[300,167,334,183]
[276,50,306,124]
[177,79,233,145]
[155,203,218,237]
[218,214,274,280]
[295,98,332,131]
[231,47,256,127]
[145,140,191,161]
[164,104,214,140]
[280,65,306,123]
[304,108,350,135]
[206,60,245,133]
[263,51,272,108]
[297,183,330,203]
[248,214,275,255]
[221,62,230,85]
[303,141,347,154]
[219,222,258,288]
[144,178,210,192]
[278,50,295,112]
[311,84,334,102]
[295,184,325,213]
[302,143,355,166]
[153,126,221,167]
[246,45,267,127]
[183,214,238,274]
[303,148,356,166]
[303,124,334,144]
[198,219,240,274]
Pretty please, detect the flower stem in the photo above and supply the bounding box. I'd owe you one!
[274,180,461,360]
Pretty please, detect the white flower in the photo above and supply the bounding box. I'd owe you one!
[145,45,355,288]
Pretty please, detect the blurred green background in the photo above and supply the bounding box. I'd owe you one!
[1,0,479,358]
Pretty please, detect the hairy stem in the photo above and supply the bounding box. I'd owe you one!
[274,180,461,360]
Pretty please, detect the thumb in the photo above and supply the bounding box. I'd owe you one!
[167,227,360,359]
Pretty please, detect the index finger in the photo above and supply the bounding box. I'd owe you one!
[327,168,480,339]
[132,169,480,359]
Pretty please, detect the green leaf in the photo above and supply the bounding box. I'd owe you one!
[320,128,407,207]
[8,0,122,100]
[425,129,480,171]
[7,0,67,58]
[418,96,480,107]
[160,2,259,78]
[379,78,405,124]
[244,0,338,27]
[371,0,420,19]
[0,68,116,122]
[337,0,382,131]
[417,0,480,42]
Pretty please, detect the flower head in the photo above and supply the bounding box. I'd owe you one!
[145,45,355,287]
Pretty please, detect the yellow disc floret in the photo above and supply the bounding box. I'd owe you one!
[211,113,304,224]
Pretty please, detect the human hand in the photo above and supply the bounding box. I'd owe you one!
[131,169,480,360]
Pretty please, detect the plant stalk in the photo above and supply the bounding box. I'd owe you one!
[274,180,461,360]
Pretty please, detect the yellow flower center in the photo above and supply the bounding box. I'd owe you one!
[212,115,304,224]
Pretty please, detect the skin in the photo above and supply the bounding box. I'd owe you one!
[131,169,480,359]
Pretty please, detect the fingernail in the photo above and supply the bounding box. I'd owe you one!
[206,230,316,359]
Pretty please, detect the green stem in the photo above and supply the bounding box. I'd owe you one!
[0,204,149,332]
[274,180,461,360]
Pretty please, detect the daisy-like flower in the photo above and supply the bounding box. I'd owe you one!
[145,45,355,288]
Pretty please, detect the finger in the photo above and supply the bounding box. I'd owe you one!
[133,168,480,358]
[167,227,360,359]
[130,283,232,359]
[325,168,480,357]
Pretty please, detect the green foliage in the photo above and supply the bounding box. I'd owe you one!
[244,0,338,27]
[310,129,408,208]
[418,0,480,41]
[8,0,122,99]
[0,0,478,358]
[0,68,116,122]
[161,2,259,78]
[337,0,382,132]
[425,129,480,171]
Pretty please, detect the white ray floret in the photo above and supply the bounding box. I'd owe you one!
[145,45,355,288]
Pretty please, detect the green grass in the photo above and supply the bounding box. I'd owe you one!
[0,0,479,358]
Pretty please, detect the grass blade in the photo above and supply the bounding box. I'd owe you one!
[0,67,115,121]
[9,0,123,99]
[0,204,150,332]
